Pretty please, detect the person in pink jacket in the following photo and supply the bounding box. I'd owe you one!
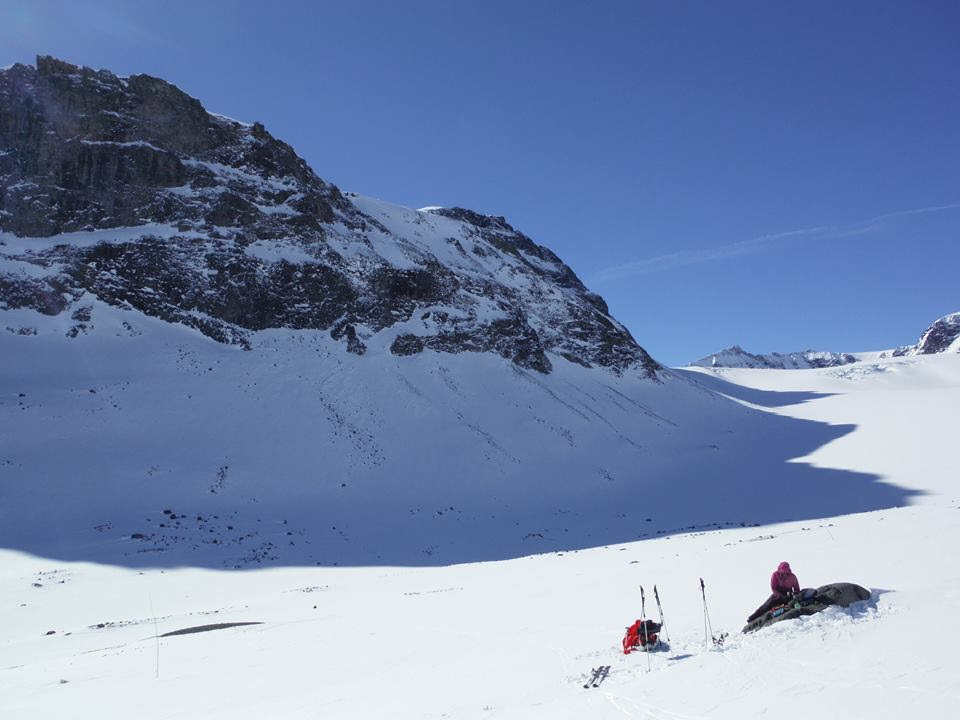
[747,561,800,622]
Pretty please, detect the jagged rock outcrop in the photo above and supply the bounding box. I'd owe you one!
[0,56,342,237]
[0,56,658,376]
[892,312,960,357]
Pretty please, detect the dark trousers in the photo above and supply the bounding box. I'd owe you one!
[748,593,787,622]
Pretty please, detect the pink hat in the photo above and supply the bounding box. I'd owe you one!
[777,561,791,573]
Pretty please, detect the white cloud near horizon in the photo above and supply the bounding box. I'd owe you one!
[590,202,960,284]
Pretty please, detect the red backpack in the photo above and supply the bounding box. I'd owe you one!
[622,619,661,654]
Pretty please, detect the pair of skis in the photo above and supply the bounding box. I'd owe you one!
[583,665,610,688]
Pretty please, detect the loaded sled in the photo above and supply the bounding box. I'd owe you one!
[742,582,871,634]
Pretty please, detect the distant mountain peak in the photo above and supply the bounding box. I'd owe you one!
[691,310,960,369]
[689,346,857,370]
[892,311,960,357]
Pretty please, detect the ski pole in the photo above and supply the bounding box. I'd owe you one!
[699,577,712,650]
[640,585,651,672]
[654,584,669,643]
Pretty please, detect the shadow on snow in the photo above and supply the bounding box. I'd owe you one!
[0,360,920,570]
[671,368,838,408]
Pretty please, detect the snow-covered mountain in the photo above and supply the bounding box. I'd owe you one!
[891,311,960,356]
[689,345,858,369]
[690,311,960,369]
[3,56,960,720]
[0,57,918,571]
[0,56,654,375]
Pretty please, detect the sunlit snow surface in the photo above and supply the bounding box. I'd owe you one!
[1,298,959,717]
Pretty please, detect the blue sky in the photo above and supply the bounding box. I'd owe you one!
[2,1,957,365]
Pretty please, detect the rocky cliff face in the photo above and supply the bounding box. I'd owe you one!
[0,57,657,376]
[892,312,960,357]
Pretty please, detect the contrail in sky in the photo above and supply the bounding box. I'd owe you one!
[590,202,960,284]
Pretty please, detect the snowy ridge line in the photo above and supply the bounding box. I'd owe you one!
[690,310,960,369]
[689,345,858,370]
[208,111,254,128]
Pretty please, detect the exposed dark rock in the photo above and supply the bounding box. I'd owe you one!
[70,305,92,322]
[0,273,70,315]
[911,312,960,355]
[0,57,660,377]
[330,320,366,355]
[391,334,424,356]
[0,56,346,237]
[395,310,553,374]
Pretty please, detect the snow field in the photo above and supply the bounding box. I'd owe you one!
[5,299,919,569]
[2,502,958,718]
[2,303,959,717]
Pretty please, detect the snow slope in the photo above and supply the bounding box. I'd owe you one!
[3,55,956,717]
[1,299,915,569]
[678,357,960,502]
[2,341,958,717]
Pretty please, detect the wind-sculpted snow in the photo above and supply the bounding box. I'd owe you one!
[0,56,655,376]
